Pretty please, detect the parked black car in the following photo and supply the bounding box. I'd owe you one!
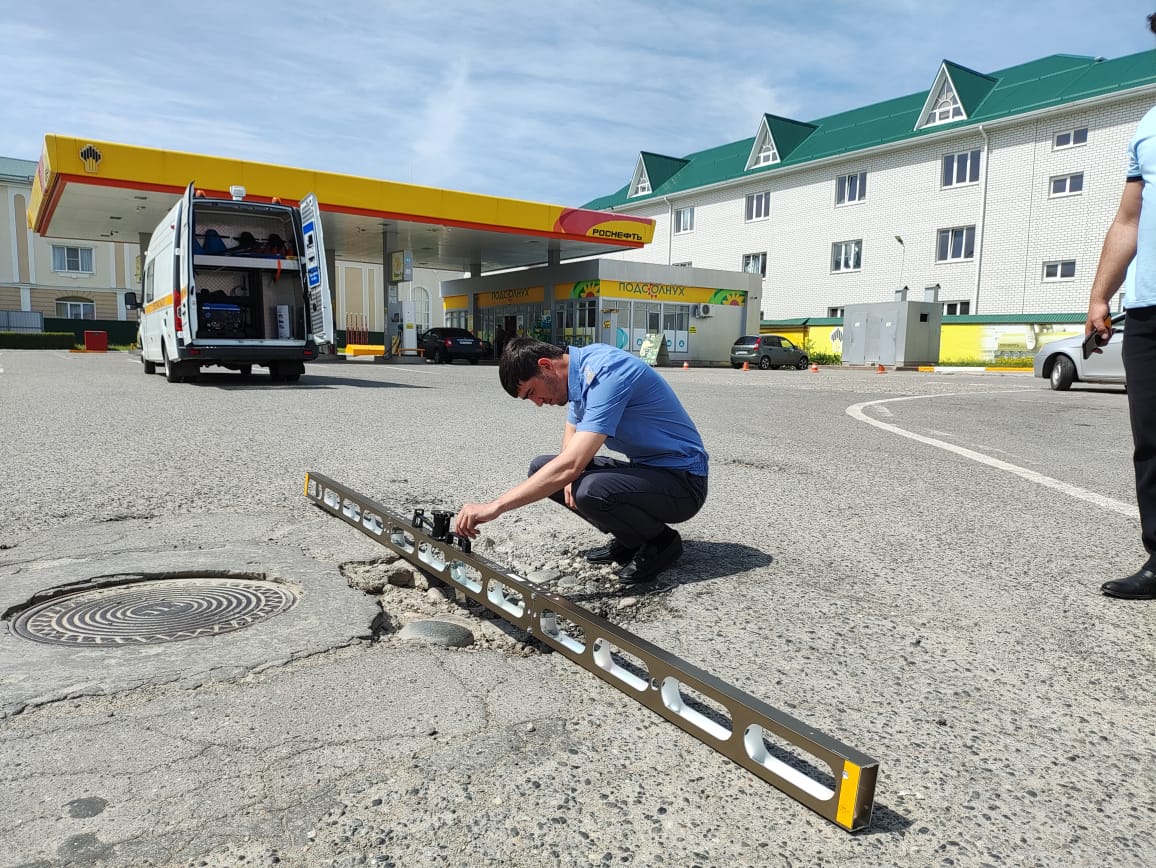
[420,327,487,364]
[729,334,809,370]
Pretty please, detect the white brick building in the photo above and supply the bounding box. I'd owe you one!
[585,52,1156,319]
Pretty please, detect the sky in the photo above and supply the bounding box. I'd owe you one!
[2,1,1154,208]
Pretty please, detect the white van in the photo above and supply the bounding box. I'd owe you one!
[127,183,334,382]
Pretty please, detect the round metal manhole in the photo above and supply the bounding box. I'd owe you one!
[8,578,298,646]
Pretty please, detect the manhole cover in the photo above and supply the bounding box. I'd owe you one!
[8,578,298,646]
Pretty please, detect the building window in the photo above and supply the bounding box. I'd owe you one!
[927,79,964,126]
[828,306,845,317]
[1043,260,1076,281]
[744,191,770,222]
[412,285,432,333]
[942,149,981,187]
[753,138,778,167]
[831,240,863,272]
[56,298,95,319]
[936,226,976,262]
[1050,172,1084,197]
[742,252,767,277]
[672,261,692,267]
[943,301,971,315]
[835,171,867,205]
[1053,127,1088,150]
[51,245,94,274]
[673,207,694,234]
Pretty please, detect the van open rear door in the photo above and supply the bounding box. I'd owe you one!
[299,193,334,345]
[178,182,196,340]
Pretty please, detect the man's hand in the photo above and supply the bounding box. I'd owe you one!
[563,482,575,509]
[454,501,503,539]
[1085,301,1114,352]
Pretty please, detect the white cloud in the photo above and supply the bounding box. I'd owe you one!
[1,0,1152,207]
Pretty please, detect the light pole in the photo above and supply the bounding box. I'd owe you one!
[895,235,906,293]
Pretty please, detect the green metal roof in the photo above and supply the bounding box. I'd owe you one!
[585,51,1156,210]
[0,157,36,182]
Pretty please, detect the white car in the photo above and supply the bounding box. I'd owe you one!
[1033,327,1126,391]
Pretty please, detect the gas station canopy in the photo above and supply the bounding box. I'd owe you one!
[27,135,654,272]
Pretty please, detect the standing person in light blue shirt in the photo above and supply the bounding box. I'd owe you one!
[454,337,709,584]
[1087,11,1156,599]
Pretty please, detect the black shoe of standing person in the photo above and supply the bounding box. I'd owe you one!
[618,528,683,584]
[584,539,639,565]
[1101,567,1156,599]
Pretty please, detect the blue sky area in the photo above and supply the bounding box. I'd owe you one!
[2,1,1154,207]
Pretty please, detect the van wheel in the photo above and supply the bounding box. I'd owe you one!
[142,354,156,375]
[163,345,181,383]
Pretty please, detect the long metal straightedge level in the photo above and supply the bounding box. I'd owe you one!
[305,471,879,832]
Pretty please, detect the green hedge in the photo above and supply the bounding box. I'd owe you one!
[0,332,77,349]
[43,318,139,344]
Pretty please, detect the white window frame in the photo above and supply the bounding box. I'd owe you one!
[942,149,981,188]
[827,306,845,317]
[1053,127,1089,150]
[835,171,867,206]
[51,245,95,275]
[673,207,694,234]
[1049,172,1085,198]
[55,299,95,319]
[927,80,964,126]
[831,239,863,273]
[753,140,778,167]
[744,191,770,222]
[943,300,971,316]
[936,225,976,262]
[1042,260,1077,281]
[742,252,767,277]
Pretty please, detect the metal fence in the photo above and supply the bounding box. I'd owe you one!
[0,310,44,333]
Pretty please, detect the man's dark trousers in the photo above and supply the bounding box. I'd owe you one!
[529,455,707,548]
[1125,306,1156,570]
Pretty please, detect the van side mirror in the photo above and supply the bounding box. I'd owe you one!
[124,291,140,310]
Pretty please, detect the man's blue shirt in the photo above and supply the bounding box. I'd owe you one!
[1127,104,1156,309]
[565,344,708,476]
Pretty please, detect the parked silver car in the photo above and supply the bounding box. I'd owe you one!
[1033,328,1126,390]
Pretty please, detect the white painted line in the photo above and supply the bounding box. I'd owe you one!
[847,392,1139,520]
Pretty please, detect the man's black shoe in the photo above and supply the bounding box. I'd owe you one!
[584,539,639,565]
[618,529,683,584]
[1101,567,1156,599]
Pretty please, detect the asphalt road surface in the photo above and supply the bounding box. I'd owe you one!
[0,350,1151,867]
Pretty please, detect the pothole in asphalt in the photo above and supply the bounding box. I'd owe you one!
[339,550,675,656]
[4,574,299,646]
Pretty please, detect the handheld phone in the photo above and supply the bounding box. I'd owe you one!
[1082,314,1123,359]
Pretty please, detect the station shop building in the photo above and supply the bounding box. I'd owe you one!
[440,259,760,364]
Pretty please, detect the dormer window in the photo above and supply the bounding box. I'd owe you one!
[929,80,964,125]
[753,140,778,167]
[628,160,652,198]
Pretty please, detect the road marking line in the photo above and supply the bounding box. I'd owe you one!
[847,392,1139,520]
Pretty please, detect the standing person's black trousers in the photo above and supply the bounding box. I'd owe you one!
[528,454,707,548]
[1125,306,1156,570]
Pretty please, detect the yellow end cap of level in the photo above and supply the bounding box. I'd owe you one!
[835,761,862,829]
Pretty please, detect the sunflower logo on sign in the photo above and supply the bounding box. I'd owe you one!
[79,144,102,174]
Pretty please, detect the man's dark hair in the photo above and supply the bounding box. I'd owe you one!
[1150,12,1156,35]
[498,337,564,397]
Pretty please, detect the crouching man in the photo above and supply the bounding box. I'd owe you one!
[453,338,708,583]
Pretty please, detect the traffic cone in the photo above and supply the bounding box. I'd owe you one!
[810,363,819,373]
[682,361,689,370]
[742,361,750,372]
[876,363,886,373]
